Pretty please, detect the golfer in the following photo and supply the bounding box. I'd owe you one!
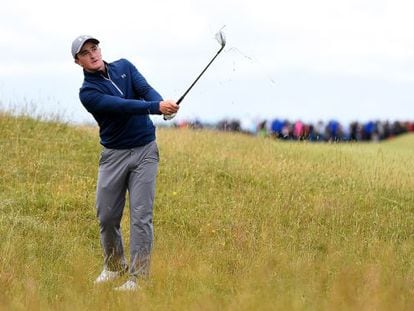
[72,35,179,291]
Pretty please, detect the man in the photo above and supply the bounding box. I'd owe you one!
[72,35,179,291]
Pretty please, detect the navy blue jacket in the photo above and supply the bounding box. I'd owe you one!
[79,58,163,149]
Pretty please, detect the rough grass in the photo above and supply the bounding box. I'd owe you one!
[0,113,414,310]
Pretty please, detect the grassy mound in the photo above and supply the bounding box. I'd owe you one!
[1,114,413,310]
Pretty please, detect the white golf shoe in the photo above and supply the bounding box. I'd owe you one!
[114,280,138,291]
[94,268,123,284]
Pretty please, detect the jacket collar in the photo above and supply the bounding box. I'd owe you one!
[83,61,109,79]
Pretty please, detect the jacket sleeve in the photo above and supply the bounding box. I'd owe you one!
[126,59,164,102]
[80,87,161,115]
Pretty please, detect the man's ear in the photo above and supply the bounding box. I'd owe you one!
[74,58,81,66]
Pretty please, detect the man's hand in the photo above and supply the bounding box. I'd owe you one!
[159,100,179,115]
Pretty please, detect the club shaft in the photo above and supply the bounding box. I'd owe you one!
[176,45,225,105]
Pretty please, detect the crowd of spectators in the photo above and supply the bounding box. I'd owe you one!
[170,118,414,142]
[262,119,413,142]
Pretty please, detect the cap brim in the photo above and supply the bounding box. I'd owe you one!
[75,38,100,57]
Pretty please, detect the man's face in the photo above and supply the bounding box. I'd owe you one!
[75,41,105,72]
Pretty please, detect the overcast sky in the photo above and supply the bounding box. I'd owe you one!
[1,0,414,125]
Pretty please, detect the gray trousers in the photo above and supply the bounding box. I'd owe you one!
[96,140,159,279]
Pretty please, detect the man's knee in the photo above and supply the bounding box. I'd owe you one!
[97,206,123,228]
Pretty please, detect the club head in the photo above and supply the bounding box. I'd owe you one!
[215,30,226,48]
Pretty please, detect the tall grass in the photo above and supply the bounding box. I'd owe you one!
[0,113,413,310]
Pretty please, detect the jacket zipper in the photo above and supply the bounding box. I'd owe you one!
[102,71,124,96]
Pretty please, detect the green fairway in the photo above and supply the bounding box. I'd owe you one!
[1,114,413,310]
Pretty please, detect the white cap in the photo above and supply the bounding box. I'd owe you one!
[71,35,99,58]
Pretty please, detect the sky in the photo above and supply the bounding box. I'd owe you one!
[1,0,414,126]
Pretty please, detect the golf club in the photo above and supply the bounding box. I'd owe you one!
[164,30,226,120]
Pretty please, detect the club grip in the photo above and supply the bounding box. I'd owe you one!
[163,97,182,121]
